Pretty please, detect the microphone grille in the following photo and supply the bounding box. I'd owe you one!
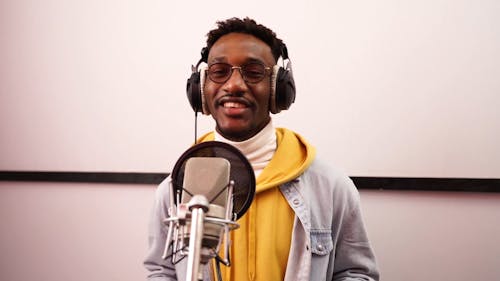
[181,157,230,207]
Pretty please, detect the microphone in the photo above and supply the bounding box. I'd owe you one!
[181,157,232,272]
[161,141,255,281]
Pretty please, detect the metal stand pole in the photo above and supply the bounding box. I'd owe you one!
[186,195,209,281]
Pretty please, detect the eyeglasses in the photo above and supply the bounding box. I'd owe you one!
[206,62,272,84]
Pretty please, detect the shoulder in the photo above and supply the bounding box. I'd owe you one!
[156,176,171,196]
[302,156,356,190]
[298,156,360,206]
[153,176,173,210]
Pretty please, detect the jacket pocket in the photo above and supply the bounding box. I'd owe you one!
[310,230,333,256]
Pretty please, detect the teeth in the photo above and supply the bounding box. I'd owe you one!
[223,102,245,108]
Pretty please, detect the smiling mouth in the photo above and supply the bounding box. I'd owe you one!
[222,101,247,108]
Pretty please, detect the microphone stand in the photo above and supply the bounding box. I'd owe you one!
[162,179,239,281]
[186,195,210,281]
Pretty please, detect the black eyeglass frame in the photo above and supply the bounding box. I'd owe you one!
[206,62,272,84]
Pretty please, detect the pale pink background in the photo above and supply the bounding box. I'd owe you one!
[1,0,498,177]
[1,182,499,281]
[1,0,500,281]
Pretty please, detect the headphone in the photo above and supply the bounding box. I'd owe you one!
[186,43,296,115]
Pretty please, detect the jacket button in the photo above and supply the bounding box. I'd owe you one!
[293,199,300,205]
[317,244,324,251]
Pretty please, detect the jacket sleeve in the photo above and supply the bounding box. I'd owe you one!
[143,179,178,281]
[332,177,379,281]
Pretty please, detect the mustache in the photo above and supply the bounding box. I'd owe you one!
[217,95,252,107]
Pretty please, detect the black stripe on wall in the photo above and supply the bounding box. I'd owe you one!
[0,171,167,185]
[1,171,499,192]
[351,176,500,193]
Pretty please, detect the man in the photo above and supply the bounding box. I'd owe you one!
[144,17,379,280]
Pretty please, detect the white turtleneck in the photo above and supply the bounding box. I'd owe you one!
[214,120,277,178]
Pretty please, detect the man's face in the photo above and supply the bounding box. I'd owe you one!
[204,33,275,141]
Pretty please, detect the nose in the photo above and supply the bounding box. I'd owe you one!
[222,67,248,93]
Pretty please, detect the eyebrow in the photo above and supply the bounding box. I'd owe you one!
[209,57,226,63]
[208,57,267,65]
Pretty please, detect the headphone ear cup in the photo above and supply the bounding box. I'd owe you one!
[199,68,210,115]
[186,71,202,113]
[186,67,210,114]
[270,65,296,114]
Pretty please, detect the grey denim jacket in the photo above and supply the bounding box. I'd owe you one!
[144,157,379,280]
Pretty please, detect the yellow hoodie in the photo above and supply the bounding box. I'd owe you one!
[198,128,316,281]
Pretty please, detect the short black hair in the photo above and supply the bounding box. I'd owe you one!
[205,17,285,62]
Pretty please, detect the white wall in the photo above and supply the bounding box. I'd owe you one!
[362,190,500,280]
[0,182,152,281]
[1,0,500,281]
[1,183,499,281]
[1,0,499,177]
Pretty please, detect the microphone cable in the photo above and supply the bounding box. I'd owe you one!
[194,111,198,144]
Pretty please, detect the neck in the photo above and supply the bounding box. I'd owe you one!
[215,120,276,178]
